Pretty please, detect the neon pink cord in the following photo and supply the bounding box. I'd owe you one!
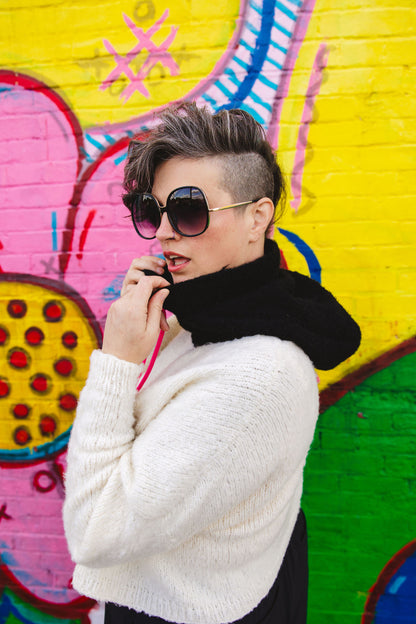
[136,329,165,391]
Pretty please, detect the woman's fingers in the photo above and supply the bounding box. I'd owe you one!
[147,287,170,335]
[131,256,166,275]
[121,256,166,296]
[121,269,144,297]
[132,275,171,314]
[160,309,170,333]
[102,275,171,364]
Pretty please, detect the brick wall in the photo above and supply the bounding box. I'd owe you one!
[0,0,415,622]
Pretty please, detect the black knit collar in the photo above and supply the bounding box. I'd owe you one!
[164,239,361,370]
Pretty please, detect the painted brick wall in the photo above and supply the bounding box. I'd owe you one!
[0,0,415,622]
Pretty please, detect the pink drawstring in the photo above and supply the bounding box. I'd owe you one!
[136,329,165,391]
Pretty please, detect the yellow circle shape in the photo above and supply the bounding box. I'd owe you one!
[0,275,101,459]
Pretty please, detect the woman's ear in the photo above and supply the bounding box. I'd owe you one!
[248,197,275,242]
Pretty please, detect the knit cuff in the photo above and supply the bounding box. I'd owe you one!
[75,350,144,439]
[88,350,143,395]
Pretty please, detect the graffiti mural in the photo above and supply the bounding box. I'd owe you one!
[0,0,415,622]
[304,339,416,622]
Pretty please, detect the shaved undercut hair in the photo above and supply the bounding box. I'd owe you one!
[122,102,286,227]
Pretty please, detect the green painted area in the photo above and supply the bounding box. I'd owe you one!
[302,349,416,622]
[0,588,81,624]
[4,612,22,624]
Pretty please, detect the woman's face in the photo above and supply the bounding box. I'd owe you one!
[153,156,264,283]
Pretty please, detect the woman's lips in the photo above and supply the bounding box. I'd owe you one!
[164,253,191,273]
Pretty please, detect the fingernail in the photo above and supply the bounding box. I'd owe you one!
[157,259,166,266]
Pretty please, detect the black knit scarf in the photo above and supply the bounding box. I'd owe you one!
[163,239,361,371]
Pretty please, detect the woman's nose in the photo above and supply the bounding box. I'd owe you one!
[155,211,177,241]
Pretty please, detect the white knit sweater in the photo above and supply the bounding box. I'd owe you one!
[63,319,319,624]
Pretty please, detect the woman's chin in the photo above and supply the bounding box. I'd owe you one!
[171,267,204,284]
[172,273,192,284]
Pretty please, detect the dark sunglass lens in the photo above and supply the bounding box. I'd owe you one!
[133,194,160,239]
[170,187,208,236]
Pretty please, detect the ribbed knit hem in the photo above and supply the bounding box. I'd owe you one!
[72,564,276,624]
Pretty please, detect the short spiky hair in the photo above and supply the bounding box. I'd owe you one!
[122,102,285,224]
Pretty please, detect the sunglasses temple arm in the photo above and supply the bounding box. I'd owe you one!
[208,200,255,213]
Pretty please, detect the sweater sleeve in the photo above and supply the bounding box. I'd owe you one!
[63,340,318,569]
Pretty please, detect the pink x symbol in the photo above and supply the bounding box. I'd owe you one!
[101,11,179,101]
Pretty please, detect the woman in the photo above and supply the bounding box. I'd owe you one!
[63,104,360,624]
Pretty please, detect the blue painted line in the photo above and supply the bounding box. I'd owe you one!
[80,146,94,163]
[103,133,116,144]
[115,152,128,166]
[0,550,17,567]
[127,130,135,137]
[258,73,278,90]
[240,102,265,124]
[278,228,322,283]
[102,274,125,301]
[246,22,260,37]
[249,0,262,14]
[225,67,240,87]
[0,428,71,462]
[218,0,275,111]
[248,89,272,112]
[202,93,217,107]
[0,86,12,93]
[51,211,58,252]
[215,81,235,99]
[275,0,297,20]
[0,543,17,567]
[0,587,72,624]
[270,38,288,54]
[1,593,41,624]
[273,19,292,38]
[389,576,406,594]
[265,54,283,70]
[85,133,105,151]
[240,39,255,54]
[233,56,249,71]
[286,0,302,6]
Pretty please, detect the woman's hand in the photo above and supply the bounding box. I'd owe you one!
[121,256,167,297]
[102,257,170,364]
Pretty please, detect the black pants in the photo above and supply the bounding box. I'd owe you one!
[105,510,308,624]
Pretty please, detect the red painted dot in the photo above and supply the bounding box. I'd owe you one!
[0,379,10,398]
[13,404,30,419]
[8,348,30,369]
[59,393,77,411]
[62,331,78,349]
[0,326,9,345]
[39,415,57,436]
[54,358,74,376]
[14,426,31,446]
[7,300,27,318]
[25,327,45,346]
[43,300,65,322]
[30,374,50,394]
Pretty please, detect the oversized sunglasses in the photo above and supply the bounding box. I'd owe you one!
[130,186,258,239]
